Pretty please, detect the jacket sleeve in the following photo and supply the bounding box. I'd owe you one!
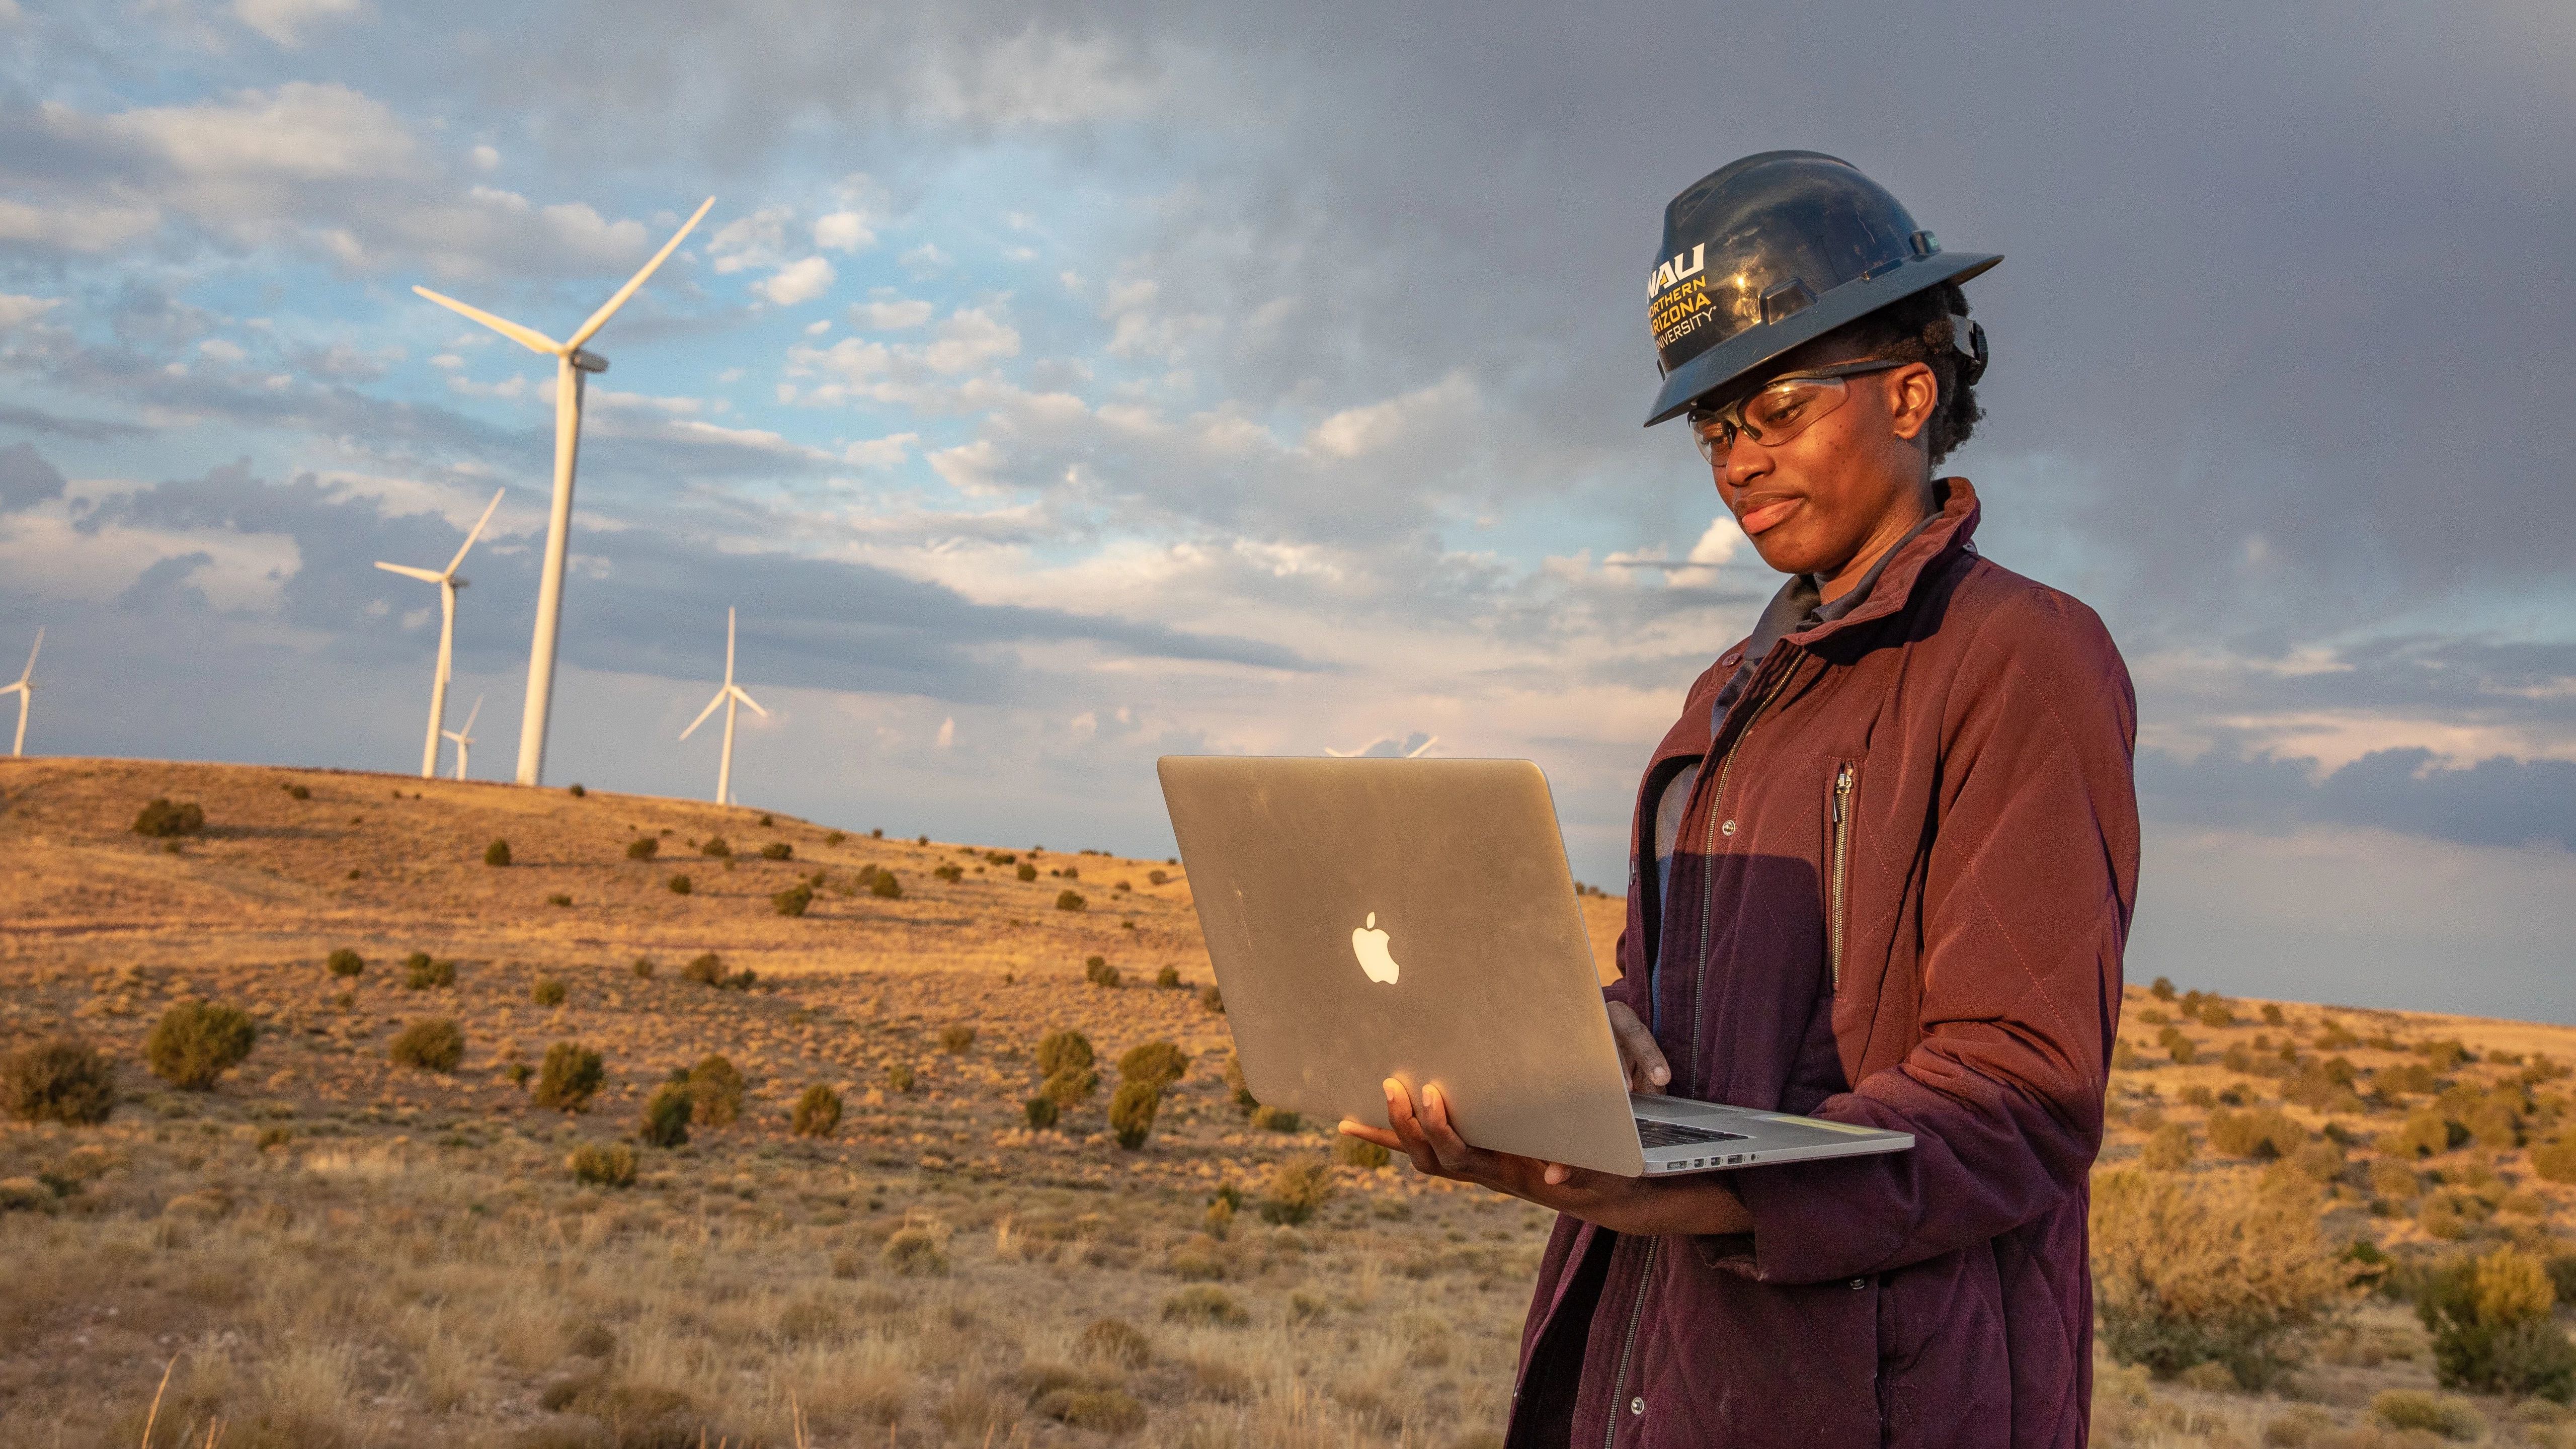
[1720,587,2139,1284]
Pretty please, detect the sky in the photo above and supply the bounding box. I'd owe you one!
[2,1,2572,1023]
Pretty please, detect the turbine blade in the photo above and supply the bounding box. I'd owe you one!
[1322,748,1354,757]
[725,606,736,686]
[444,489,507,577]
[680,689,727,740]
[19,626,38,680]
[460,695,482,733]
[374,561,445,583]
[566,196,714,351]
[411,286,565,356]
[1405,735,1439,758]
[729,684,767,717]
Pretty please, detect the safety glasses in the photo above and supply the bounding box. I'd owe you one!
[1685,358,1907,466]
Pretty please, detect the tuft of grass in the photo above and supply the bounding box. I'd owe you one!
[1075,1318,1153,1370]
[883,1226,949,1276]
[1335,1135,1392,1170]
[1055,890,1087,913]
[146,1000,257,1090]
[326,948,364,979]
[1161,1285,1248,1327]
[533,1042,604,1112]
[686,1055,745,1127]
[638,1082,692,1148]
[1251,1105,1302,1134]
[791,1083,843,1138]
[884,1063,918,1094]
[1258,1159,1335,1225]
[2141,1122,2195,1171]
[2,1037,117,1124]
[483,838,511,866]
[131,797,206,837]
[666,873,692,895]
[939,1024,977,1054]
[567,1142,635,1187]
[530,977,567,1007]
[389,1019,465,1073]
[2372,1390,2485,1441]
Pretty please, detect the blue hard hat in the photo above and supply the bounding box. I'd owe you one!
[1645,151,1999,427]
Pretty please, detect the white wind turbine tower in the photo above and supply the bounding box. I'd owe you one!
[374,489,506,778]
[2,627,40,756]
[441,695,483,781]
[680,607,766,807]
[1325,734,1438,759]
[412,195,716,788]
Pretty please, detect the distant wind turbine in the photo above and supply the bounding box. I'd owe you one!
[2,627,40,756]
[1325,734,1438,759]
[680,607,766,807]
[412,195,716,788]
[374,489,506,778]
[442,695,483,781]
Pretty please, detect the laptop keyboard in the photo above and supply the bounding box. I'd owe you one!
[1635,1118,1750,1149]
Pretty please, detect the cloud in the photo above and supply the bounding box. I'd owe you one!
[852,297,933,330]
[232,0,365,46]
[754,255,836,306]
[814,210,875,252]
[0,441,67,509]
[0,294,64,329]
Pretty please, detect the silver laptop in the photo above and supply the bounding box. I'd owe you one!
[1157,755,1913,1178]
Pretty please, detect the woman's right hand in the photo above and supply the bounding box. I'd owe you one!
[1605,1001,1670,1094]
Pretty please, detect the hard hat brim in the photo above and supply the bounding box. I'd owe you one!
[1644,251,2001,427]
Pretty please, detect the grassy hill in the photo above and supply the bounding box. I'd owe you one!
[1,758,2570,1448]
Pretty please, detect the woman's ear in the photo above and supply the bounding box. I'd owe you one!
[1887,362,1939,444]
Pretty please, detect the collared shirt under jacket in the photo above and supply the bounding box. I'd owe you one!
[1504,478,2140,1449]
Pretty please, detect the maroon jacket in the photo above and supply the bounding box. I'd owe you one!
[1507,480,2138,1449]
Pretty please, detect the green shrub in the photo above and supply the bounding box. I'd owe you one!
[680,952,722,985]
[701,836,731,858]
[2392,1111,2465,1158]
[2142,1122,2195,1171]
[2417,1247,2576,1400]
[2198,1001,2234,1028]
[625,837,658,861]
[405,954,454,990]
[2372,1390,2486,1441]
[638,1082,693,1148]
[2,1038,117,1124]
[146,1001,257,1090]
[533,1042,604,1112]
[772,882,814,916]
[1016,862,1038,881]
[531,977,567,1007]
[667,873,692,895]
[1119,1041,1189,1089]
[1076,1318,1153,1370]
[1056,890,1087,912]
[1147,869,1168,886]
[1023,1096,1060,1130]
[1109,1081,1162,1150]
[939,1024,977,1054]
[567,1143,636,1187]
[484,838,511,866]
[2206,1107,2305,1160]
[1251,1105,1302,1133]
[1161,1285,1249,1327]
[824,830,846,846]
[1200,985,1225,1013]
[883,1227,948,1276]
[933,863,963,882]
[630,955,656,979]
[569,784,587,798]
[1084,954,1119,988]
[1035,1389,1147,1433]
[884,1063,917,1094]
[759,841,792,860]
[1156,965,1182,989]
[2535,1135,2576,1184]
[2167,1037,2196,1066]
[1040,1067,1098,1105]
[2369,1158,2422,1201]
[2090,1168,2350,1389]
[389,1019,465,1073]
[131,798,205,838]
[1036,1030,1094,1077]
[1225,1053,1258,1111]
[791,1084,842,1138]
[687,1055,745,1127]
[1336,1134,1392,1170]
[869,870,903,900]
[1259,1159,1335,1226]
[326,948,364,979]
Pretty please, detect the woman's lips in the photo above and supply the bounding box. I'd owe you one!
[1737,497,1800,535]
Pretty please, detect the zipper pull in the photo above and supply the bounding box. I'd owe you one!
[1832,763,1853,822]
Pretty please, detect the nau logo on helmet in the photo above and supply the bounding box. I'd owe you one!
[1647,244,1706,299]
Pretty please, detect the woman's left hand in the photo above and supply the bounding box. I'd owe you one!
[1338,1078,1755,1238]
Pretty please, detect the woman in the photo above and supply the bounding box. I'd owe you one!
[1341,152,2138,1448]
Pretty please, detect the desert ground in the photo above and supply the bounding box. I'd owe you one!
[2,757,2572,1447]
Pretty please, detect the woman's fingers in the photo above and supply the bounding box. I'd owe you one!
[1337,1119,1403,1151]
[1381,1079,1450,1176]
[1605,1003,1671,1093]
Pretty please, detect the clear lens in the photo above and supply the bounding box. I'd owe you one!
[1690,375,1853,465]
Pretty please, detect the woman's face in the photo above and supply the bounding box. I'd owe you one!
[1710,359,1940,584]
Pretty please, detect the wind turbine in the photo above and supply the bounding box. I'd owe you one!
[680,607,766,807]
[1,627,40,756]
[375,489,505,777]
[412,195,716,788]
[1325,734,1438,759]
[441,695,483,781]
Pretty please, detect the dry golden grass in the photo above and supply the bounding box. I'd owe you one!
[2,757,2571,1446]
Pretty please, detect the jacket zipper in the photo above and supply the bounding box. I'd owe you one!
[1828,762,1856,992]
[1686,667,1790,1089]
[1601,1237,1660,1448]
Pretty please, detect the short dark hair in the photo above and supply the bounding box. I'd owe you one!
[1776,281,1984,466]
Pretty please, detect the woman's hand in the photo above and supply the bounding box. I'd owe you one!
[1606,1001,1671,1094]
[1338,1077,1753,1238]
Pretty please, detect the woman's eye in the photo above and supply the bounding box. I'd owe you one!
[1751,392,1810,430]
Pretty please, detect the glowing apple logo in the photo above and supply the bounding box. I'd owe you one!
[1351,912,1402,985]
